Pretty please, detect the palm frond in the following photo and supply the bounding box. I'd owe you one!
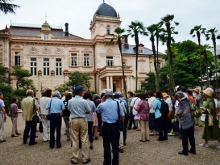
[0,0,20,14]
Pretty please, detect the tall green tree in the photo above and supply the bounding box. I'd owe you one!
[0,64,13,108]
[205,28,218,88]
[54,84,70,94]
[147,23,163,90]
[11,65,33,89]
[127,21,148,92]
[159,40,214,90]
[190,25,206,89]
[141,72,156,91]
[67,71,91,91]
[0,0,19,14]
[160,14,179,94]
[113,27,128,100]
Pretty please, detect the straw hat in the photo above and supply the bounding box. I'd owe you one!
[193,88,200,94]
[162,92,169,98]
[203,87,214,97]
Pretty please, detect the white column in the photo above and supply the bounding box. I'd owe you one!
[99,78,102,94]
[127,76,130,91]
[110,76,113,89]
[106,76,109,89]
[130,76,133,91]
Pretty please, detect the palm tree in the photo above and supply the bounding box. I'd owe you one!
[147,23,163,90]
[190,25,206,89]
[127,21,148,92]
[0,0,19,14]
[205,28,219,88]
[113,27,128,100]
[160,14,179,94]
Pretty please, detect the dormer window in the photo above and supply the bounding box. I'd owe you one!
[106,25,110,34]
[44,34,48,40]
[139,47,144,54]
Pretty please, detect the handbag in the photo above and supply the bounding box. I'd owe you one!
[167,110,174,119]
[134,114,140,121]
[207,109,213,127]
[32,99,40,124]
[116,101,123,131]
[200,113,207,122]
[171,118,179,132]
[46,99,52,120]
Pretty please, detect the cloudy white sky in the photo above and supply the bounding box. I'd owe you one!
[1,0,220,53]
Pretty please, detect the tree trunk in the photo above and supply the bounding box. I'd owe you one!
[135,30,139,92]
[213,36,218,89]
[156,33,160,91]
[118,37,128,101]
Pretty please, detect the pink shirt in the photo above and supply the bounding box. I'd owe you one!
[135,100,150,121]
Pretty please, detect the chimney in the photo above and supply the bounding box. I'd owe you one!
[124,36,129,49]
[65,23,69,36]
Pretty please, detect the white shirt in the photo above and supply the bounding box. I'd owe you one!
[148,96,156,113]
[165,97,172,111]
[39,97,51,115]
[130,97,141,115]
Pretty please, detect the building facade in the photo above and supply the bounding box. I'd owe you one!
[0,2,164,97]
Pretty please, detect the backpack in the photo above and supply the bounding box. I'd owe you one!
[7,105,12,117]
[158,99,169,115]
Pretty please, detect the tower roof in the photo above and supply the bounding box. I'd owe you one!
[94,2,117,17]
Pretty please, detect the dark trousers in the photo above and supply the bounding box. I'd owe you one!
[123,114,128,144]
[23,121,37,144]
[156,115,168,140]
[181,126,196,153]
[50,114,62,148]
[88,121,94,143]
[128,113,135,129]
[102,122,120,165]
[149,113,158,131]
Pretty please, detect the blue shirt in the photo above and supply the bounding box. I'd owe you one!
[0,99,5,114]
[46,97,65,114]
[85,100,96,121]
[152,98,162,119]
[68,95,91,119]
[96,98,124,123]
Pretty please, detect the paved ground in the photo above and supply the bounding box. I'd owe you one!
[1,114,220,165]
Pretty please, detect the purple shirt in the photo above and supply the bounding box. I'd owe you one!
[135,100,150,121]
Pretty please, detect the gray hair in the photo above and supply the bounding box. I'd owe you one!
[26,89,33,96]
[53,91,61,97]
[175,92,185,99]
[0,92,2,96]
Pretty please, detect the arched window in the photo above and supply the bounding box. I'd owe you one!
[106,25,110,34]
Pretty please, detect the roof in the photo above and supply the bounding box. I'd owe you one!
[8,25,84,39]
[94,2,117,17]
[122,45,163,55]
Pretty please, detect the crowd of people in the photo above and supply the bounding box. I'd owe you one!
[1,85,220,164]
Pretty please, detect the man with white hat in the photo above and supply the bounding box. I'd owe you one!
[97,89,125,165]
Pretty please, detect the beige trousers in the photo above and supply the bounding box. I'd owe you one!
[119,131,123,149]
[70,118,89,163]
[11,117,18,135]
[140,120,150,141]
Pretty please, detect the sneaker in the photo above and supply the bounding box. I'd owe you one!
[199,143,209,148]
[168,133,176,136]
[216,145,220,149]
[0,139,6,143]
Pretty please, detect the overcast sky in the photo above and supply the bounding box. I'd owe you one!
[1,0,220,53]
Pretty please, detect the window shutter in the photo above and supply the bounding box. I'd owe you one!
[69,53,71,66]
[20,52,24,66]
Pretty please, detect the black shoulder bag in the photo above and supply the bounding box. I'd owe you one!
[46,99,52,120]
[116,101,123,131]
[32,99,40,124]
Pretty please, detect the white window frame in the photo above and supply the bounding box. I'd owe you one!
[43,58,50,76]
[56,58,62,76]
[44,34,48,40]
[15,52,21,65]
[106,56,113,66]
[139,47,144,54]
[71,53,77,66]
[84,54,90,66]
[30,58,37,76]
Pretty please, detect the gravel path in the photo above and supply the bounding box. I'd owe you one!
[1,114,220,165]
